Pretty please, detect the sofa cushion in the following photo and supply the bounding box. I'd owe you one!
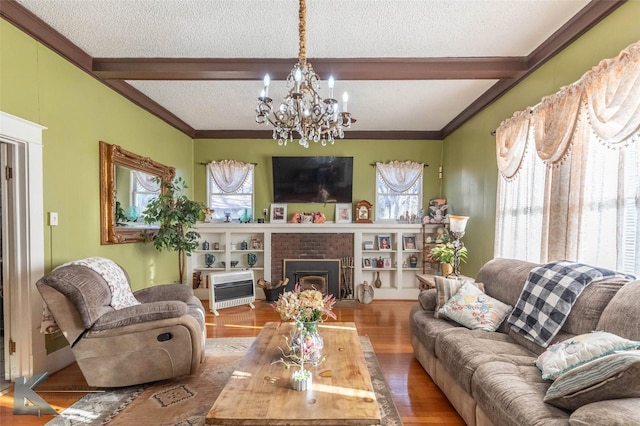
[544,350,640,410]
[435,328,536,393]
[91,301,188,331]
[597,280,640,341]
[570,399,640,426]
[535,331,640,380]
[508,329,576,357]
[476,258,538,308]
[472,361,570,426]
[409,303,461,356]
[438,282,512,331]
[37,265,114,328]
[433,276,485,318]
[418,289,437,311]
[562,278,627,335]
[64,257,140,310]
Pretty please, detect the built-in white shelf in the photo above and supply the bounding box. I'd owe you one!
[187,222,441,300]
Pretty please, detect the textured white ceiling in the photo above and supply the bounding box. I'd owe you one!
[15,0,592,133]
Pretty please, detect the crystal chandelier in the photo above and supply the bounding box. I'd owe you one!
[255,0,355,148]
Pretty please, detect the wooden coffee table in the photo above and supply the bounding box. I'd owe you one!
[206,321,381,425]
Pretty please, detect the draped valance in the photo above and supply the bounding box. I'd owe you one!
[496,39,640,175]
[376,161,424,192]
[208,160,253,193]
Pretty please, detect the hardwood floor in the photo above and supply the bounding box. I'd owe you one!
[1,300,464,425]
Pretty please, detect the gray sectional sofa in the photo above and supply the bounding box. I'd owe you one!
[409,258,640,426]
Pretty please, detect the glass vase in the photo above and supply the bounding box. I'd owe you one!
[291,321,324,365]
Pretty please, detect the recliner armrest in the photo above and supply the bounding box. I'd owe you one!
[134,283,194,304]
[91,301,188,331]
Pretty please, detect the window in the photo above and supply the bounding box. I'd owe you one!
[207,161,254,220]
[375,161,423,221]
[494,41,640,276]
[130,171,160,216]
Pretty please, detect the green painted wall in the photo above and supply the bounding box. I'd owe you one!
[442,1,640,276]
[0,20,195,288]
[3,0,639,285]
[193,139,444,221]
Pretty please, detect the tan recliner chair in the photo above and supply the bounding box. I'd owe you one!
[36,261,206,388]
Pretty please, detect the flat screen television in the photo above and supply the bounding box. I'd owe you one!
[272,156,353,203]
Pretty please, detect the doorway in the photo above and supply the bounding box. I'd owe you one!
[0,143,11,392]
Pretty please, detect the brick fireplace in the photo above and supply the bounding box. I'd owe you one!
[271,233,354,299]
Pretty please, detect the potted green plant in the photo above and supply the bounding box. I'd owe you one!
[429,242,468,276]
[143,177,204,284]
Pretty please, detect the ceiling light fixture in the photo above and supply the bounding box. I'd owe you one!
[255,0,355,148]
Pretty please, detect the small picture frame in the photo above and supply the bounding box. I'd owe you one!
[428,198,448,223]
[270,204,287,223]
[335,203,352,223]
[362,257,372,268]
[383,257,392,268]
[363,241,374,250]
[251,237,262,250]
[377,235,392,250]
[403,235,417,250]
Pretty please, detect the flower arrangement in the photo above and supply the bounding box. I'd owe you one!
[272,284,337,389]
[274,284,337,323]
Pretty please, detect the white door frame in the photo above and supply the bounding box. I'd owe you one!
[0,111,71,380]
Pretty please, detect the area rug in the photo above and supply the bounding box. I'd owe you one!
[46,336,402,425]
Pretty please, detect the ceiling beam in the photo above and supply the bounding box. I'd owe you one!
[93,57,528,81]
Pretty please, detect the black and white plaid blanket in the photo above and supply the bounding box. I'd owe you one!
[508,260,633,347]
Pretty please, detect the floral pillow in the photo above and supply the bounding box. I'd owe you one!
[433,276,485,318]
[535,331,640,380]
[438,282,512,332]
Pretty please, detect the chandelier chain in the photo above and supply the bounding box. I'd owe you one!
[254,0,354,148]
[299,0,306,64]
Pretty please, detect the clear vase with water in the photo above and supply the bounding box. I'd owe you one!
[291,321,323,365]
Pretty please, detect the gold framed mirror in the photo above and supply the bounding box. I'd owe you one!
[100,141,175,244]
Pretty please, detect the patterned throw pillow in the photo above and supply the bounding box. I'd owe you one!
[434,276,485,318]
[535,331,640,380]
[544,350,640,410]
[438,282,513,332]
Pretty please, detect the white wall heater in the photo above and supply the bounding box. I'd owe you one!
[208,270,256,316]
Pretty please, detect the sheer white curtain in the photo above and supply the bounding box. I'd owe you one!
[376,161,424,191]
[208,160,253,193]
[495,40,640,276]
[132,171,161,192]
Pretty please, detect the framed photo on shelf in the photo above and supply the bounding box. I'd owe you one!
[335,203,352,223]
[377,235,392,250]
[362,257,372,268]
[270,204,287,223]
[383,257,392,268]
[403,235,417,250]
[428,198,448,223]
[363,241,374,250]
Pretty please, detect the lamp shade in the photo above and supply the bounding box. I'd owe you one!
[449,215,470,233]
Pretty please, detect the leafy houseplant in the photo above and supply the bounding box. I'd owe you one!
[429,242,468,266]
[143,177,204,284]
